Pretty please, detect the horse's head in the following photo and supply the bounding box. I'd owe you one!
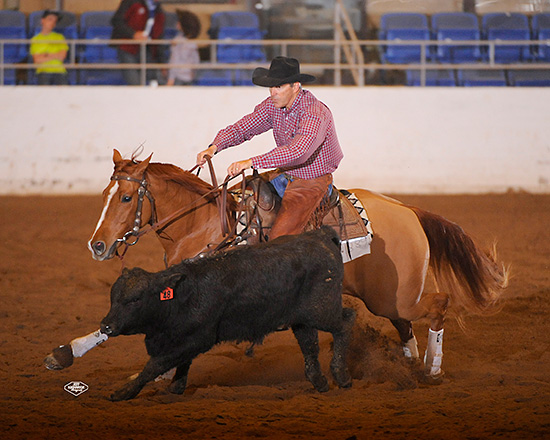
[88,149,154,261]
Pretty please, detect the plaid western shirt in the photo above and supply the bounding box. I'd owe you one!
[212,89,343,180]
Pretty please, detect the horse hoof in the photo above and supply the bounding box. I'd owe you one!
[422,370,445,386]
[43,345,74,370]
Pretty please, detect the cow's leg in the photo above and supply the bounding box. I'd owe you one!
[330,307,355,389]
[44,330,108,370]
[167,359,192,395]
[292,325,329,392]
[390,318,419,359]
[110,356,175,401]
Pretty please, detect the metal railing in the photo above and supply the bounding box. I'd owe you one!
[2,37,550,86]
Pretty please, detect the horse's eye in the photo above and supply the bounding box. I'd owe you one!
[121,195,132,203]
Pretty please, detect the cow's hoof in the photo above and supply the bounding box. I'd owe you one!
[110,386,138,401]
[168,381,186,395]
[43,345,74,370]
[311,376,330,393]
[334,370,352,389]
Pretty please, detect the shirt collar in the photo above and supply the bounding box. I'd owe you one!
[284,89,305,113]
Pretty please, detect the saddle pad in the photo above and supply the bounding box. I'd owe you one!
[323,190,374,263]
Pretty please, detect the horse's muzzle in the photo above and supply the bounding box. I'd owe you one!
[88,240,117,261]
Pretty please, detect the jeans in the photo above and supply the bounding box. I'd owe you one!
[37,72,68,85]
[117,49,164,86]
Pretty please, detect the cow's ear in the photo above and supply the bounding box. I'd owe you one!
[157,272,189,302]
[166,272,185,289]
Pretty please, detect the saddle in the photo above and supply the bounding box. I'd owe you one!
[227,171,372,261]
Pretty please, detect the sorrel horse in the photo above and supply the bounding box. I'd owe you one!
[47,149,507,382]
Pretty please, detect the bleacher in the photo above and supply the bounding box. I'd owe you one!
[1,5,550,86]
[378,11,550,86]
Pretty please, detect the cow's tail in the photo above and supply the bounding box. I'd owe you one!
[409,206,509,316]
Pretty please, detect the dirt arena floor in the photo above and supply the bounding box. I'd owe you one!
[1,192,549,439]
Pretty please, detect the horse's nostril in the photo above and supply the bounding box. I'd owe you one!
[93,241,106,255]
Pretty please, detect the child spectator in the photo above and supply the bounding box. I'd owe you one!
[166,9,200,86]
[30,10,69,85]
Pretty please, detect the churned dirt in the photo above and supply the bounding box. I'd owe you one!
[0,192,549,440]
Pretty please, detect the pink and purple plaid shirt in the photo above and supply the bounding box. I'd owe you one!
[212,89,343,180]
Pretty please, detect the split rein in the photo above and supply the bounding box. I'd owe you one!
[112,156,246,263]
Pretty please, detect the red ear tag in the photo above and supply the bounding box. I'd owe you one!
[160,287,174,301]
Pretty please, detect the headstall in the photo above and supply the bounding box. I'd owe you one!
[110,173,157,248]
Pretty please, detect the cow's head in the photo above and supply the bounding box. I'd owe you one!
[100,267,187,337]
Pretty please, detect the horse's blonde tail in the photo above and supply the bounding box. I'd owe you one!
[410,206,509,315]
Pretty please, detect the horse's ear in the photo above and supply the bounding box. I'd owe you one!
[113,149,123,165]
[135,153,153,175]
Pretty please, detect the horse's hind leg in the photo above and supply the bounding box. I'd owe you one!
[292,325,329,392]
[391,318,419,359]
[330,307,356,388]
[411,292,449,381]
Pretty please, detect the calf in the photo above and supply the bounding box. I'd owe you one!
[100,226,355,401]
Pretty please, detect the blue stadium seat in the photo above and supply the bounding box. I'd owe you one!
[208,11,260,38]
[457,69,508,86]
[79,10,113,33]
[1,68,17,85]
[79,69,126,86]
[79,11,123,85]
[532,13,550,61]
[163,12,179,40]
[233,69,254,86]
[507,69,550,86]
[406,69,456,86]
[217,26,265,63]
[482,13,531,63]
[195,69,233,86]
[0,10,28,63]
[378,13,431,63]
[431,12,481,63]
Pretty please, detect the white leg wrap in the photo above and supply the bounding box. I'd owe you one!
[402,335,419,359]
[70,330,108,358]
[424,328,444,377]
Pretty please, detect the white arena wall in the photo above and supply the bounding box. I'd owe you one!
[0,86,549,195]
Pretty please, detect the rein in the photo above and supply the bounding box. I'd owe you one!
[112,156,244,262]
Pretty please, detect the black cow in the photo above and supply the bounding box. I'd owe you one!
[100,226,356,401]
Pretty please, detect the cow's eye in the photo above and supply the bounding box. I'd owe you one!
[121,195,132,203]
[125,297,141,305]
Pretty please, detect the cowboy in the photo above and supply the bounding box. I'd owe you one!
[196,56,344,239]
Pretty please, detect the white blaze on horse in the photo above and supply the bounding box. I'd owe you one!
[45,149,508,383]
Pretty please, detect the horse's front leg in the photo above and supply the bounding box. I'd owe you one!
[44,330,108,370]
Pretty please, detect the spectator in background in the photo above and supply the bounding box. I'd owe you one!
[111,0,166,85]
[166,9,201,86]
[30,10,69,85]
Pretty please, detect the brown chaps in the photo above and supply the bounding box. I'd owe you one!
[270,173,333,239]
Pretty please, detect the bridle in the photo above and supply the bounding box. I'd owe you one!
[110,172,157,249]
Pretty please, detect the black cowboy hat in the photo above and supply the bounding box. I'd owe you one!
[252,56,316,87]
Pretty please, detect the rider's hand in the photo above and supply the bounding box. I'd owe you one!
[196,144,217,167]
[227,159,253,177]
